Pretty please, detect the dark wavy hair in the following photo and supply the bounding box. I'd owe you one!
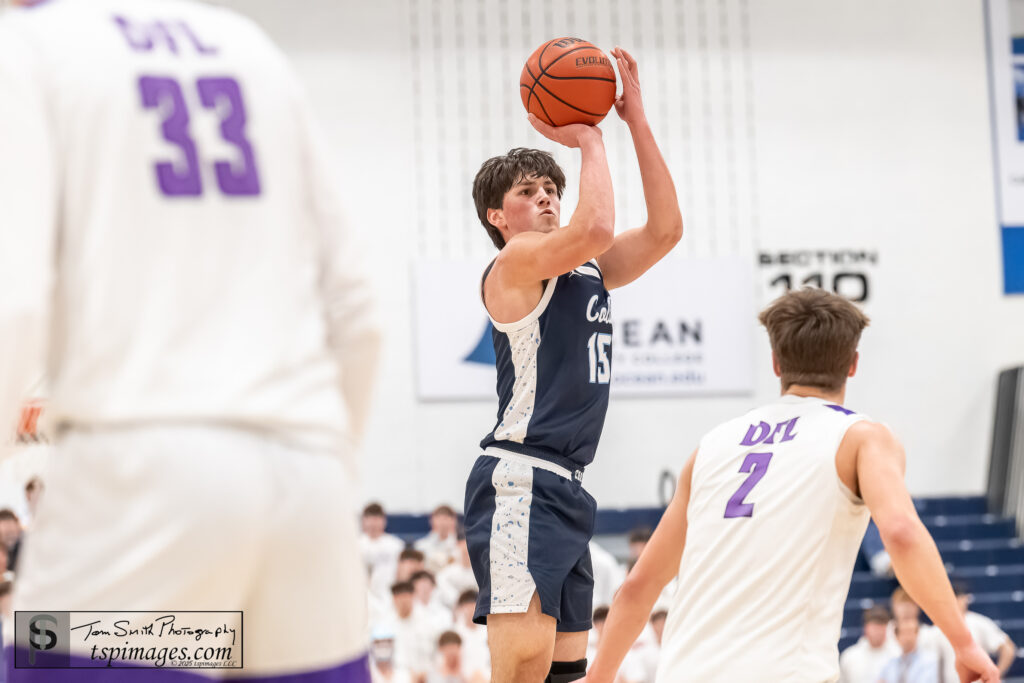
[472,148,566,250]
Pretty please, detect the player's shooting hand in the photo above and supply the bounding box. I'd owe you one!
[955,642,1002,682]
[528,113,602,148]
[612,46,645,125]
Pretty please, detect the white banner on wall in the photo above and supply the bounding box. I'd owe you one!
[413,257,755,400]
[986,0,1024,292]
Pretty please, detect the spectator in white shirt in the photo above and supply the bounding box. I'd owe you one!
[878,619,940,683]
[426,630,487,683]
[411,570,453,635]
[890,586,956,682]
[590,539,626,609]
[370,626,415,683]
[839,605,900,683]
[414,505,459,574]
[436,534,477,610]
[396,548,427,584]
[955,583,1016,677]
[361,502,407,600]
[388,581,436,681]
[452,589,489,678]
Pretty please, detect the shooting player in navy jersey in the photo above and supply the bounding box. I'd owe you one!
[463,48,682,683]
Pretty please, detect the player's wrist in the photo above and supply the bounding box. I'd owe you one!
[625,113,651,133]
[575,125,604,145]
[946,624,975,651]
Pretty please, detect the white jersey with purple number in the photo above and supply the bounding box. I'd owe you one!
[0,0,374,453]
[657,394,870,683]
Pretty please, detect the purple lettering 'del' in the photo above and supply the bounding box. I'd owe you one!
[113,15,153,51]
[764,416,799,444]
[178,21,219,55]
[724,452,773,518]
[740,421,770,446]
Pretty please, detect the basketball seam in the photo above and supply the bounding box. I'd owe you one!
[532,78,609,117]
[536,74,616,83]
[520,83,555,125]
[525,44,608,124]
[527,83,556,126]
[526,39,557,123]
[525,63,556,125]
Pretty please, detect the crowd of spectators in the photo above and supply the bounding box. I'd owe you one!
[839,586,1016,683]
[359,504,672,683]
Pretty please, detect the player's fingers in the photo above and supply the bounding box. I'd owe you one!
[615,46,638,78]
[621,46,638,70]
[616,56,635,88]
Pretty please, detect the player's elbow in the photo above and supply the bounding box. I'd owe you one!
[877,514,923,554]
[661,216,683,247]
[671,214,684,242]
[583,221,615,253]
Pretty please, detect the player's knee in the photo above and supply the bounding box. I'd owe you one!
[545,658,587,682]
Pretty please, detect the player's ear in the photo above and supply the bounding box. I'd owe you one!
[848,351,859,378]
[486,207,504,230]
[771,351,782,378]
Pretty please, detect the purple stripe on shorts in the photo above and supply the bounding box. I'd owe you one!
[5,648,370,682]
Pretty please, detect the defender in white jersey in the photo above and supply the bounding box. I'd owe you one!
[0,0,379,679]
[585,289,998,683]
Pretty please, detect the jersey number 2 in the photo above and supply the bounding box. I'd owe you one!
[724,452,773,518]
[139,76,261,197]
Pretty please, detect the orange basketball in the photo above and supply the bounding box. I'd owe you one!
[520,37,617,126]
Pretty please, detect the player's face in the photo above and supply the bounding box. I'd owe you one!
[499,175,560,239]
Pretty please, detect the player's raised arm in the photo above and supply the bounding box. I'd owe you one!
[585,451,696,683]
[0,19,55,447]
[488,119,614,289]
[850,422,1001,683]
[596,47,683,291]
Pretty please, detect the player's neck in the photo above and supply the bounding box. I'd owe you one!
[782,384,846,405]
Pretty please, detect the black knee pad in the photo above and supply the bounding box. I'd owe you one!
[546,658,587,683]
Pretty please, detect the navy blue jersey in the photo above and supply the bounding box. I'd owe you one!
[480,260,612,469]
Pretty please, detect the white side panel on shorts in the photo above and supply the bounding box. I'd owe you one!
[492,319,541,443]
[489,458,535,613]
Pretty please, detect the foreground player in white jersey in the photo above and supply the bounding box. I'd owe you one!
[0,0,379,679]
[585,289,999,683]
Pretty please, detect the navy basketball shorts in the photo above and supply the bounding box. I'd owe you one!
[464,449,597,633]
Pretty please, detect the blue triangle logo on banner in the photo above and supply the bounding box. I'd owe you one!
[464,321,496,365]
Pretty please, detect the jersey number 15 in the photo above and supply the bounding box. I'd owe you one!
[587,332,611,384]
